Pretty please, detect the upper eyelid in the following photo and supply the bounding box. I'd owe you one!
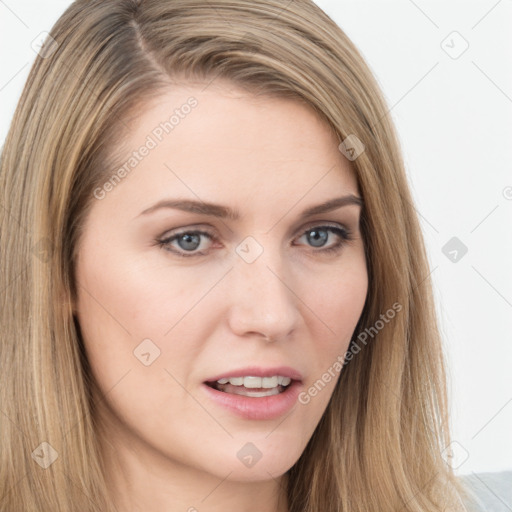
[161,222,349,240]
[162,218,352,236]
[160,222,351,246]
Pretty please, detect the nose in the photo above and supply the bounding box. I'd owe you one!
[226,243,301,343]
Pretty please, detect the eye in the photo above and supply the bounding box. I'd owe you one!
[157,229,216,257]
[156,224,353,258]
[295,225,353,254]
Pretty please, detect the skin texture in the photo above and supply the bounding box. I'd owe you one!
[74,80,368,512]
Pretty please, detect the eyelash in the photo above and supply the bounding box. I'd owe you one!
[156,224,354,258]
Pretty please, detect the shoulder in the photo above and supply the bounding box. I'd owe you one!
[457,471,512,511]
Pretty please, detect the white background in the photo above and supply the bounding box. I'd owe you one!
[1,0,511,476]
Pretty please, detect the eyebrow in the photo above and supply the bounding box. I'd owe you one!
[137,194,363,221]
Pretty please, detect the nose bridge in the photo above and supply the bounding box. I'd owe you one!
[227,235,300,339]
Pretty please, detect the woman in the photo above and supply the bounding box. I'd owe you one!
[0,0,474,510]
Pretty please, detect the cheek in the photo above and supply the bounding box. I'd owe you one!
[294,274,367,424]
[310,253,368,338]
[75,240,209,338]
[74,243,222,396]
[301,252,368,384]
[329,277,367,342]
[74,256,200,431]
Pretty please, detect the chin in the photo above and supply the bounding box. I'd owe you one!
[208,436,305,482]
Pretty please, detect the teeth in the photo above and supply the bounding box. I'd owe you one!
[278,376,291,386]
[215,375,292,388]
[262,376,278,388]
[244,376,263,388]
[228,386,281,397]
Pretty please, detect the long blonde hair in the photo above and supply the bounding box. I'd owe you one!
[0,0,473,510]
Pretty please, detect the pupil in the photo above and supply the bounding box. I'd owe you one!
[178,233,200,251]
[308,229,328,247]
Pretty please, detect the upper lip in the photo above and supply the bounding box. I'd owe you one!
[204,366,303,383]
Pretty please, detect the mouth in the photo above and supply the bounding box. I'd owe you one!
[204,375,294,398]
[201,367,303,420]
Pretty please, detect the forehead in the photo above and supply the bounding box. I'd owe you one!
[95,81,359,220]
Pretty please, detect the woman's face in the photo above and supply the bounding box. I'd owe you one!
[75,81,368,486]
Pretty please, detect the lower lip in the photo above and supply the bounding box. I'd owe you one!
[201,380,302,420]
